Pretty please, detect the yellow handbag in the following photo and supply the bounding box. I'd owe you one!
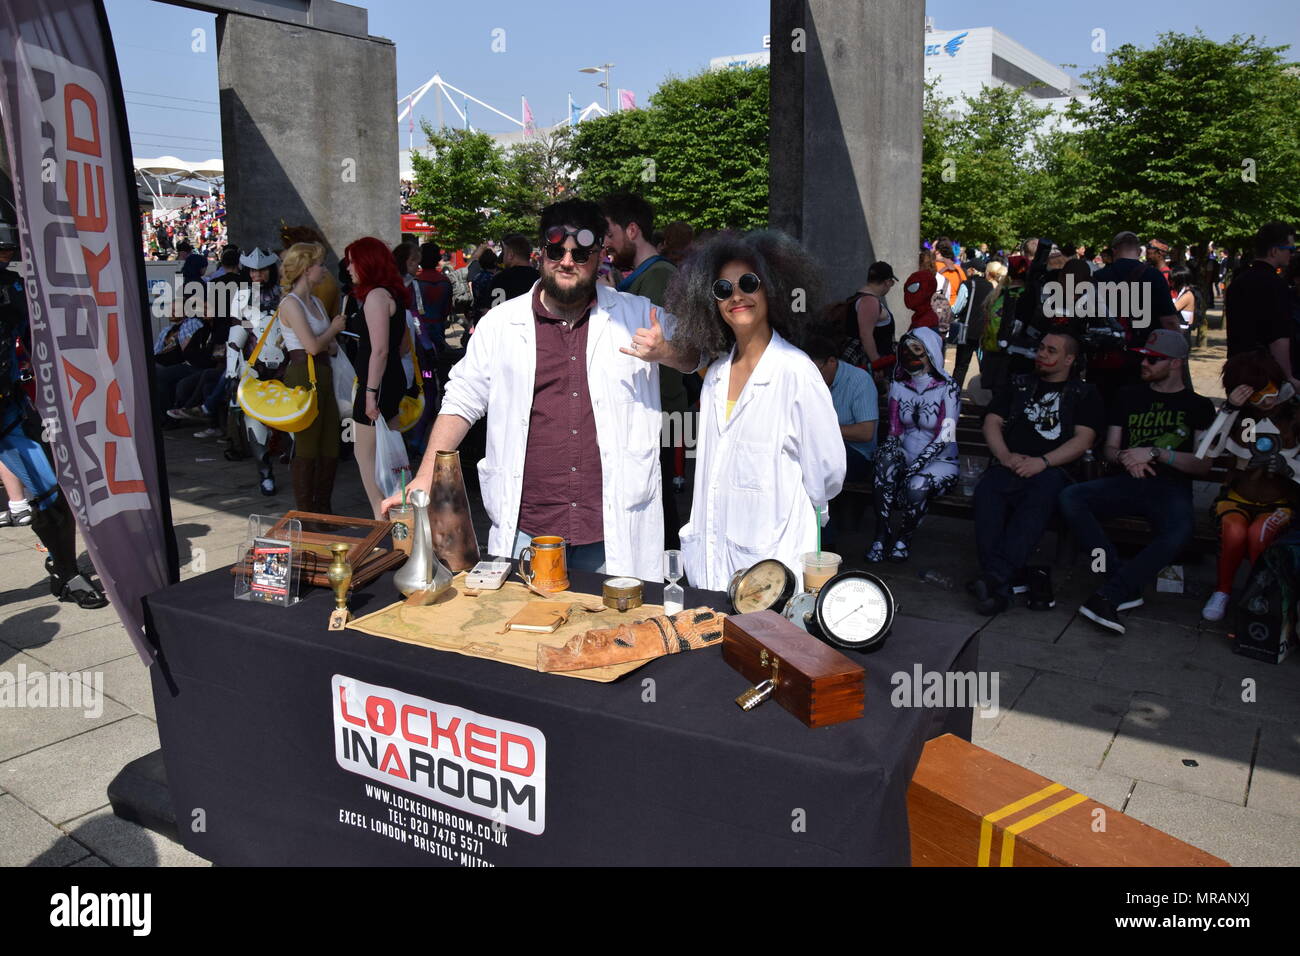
[236,310,320,433]
[396,329,425,433]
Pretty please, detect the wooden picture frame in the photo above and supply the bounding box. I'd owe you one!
[231,511,400,589]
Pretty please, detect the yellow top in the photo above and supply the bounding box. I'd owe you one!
[726,399,736,421]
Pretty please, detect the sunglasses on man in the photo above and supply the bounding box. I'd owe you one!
[712,272,762,301]
[542,226,602,263]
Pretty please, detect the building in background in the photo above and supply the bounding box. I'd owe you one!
[711,20,1079,117]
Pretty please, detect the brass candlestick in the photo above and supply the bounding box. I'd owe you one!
[327,542,353,630]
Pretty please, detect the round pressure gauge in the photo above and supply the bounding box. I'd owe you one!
[781,590,819,633]
[813,570,895,652]
[728,559,797,615]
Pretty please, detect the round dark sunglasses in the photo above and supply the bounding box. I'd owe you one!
[543,226,601,263]
[712,272,762,301]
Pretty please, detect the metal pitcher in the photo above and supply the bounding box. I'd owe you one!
[392,487,453,600]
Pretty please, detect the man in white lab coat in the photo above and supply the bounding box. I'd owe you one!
[382,200,699,581]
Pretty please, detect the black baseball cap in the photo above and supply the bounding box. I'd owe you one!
[867,261,897,282]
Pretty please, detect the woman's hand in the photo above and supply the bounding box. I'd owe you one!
[330,313,347,335]
[1227,384,1254,408]
[365,392,379,423]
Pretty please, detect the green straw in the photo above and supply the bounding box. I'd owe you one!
[401,468,408,508]
[814,502,821,557]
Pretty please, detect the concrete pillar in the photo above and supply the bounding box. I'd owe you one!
[216,13,398,262]
[770,0,923,321]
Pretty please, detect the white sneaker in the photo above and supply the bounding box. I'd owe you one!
[1117,596,1144,611]
[1202,591,1230,622]
[193,427,223,439]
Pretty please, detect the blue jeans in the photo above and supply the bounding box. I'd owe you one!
[974,463,1070,595]
[1059,475,1193,604]
[513,530,607,574]
[0,404,59,511]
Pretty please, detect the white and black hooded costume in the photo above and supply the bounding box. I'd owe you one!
[868,325,960,561]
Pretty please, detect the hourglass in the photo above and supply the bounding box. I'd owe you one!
[663,549,684,615]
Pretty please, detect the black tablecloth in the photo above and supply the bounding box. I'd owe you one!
[144,564,977,866]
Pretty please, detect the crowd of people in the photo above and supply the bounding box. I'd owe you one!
[7,178,1300,644]
[142,193,228,261]
[831,222,1298,633]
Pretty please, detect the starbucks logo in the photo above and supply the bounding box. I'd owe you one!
[392,522,409,540]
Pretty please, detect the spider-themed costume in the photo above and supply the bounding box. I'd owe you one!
[867,326,960,562]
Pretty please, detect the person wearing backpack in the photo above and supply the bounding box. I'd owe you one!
[934,237,967,309]
[836,261,897,377]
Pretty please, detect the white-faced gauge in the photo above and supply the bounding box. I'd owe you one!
[813,570,895,652]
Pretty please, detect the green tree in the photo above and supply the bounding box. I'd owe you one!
[569,109,656,203]
[1064,31,1300,250]
[647,65,769,229]
[570,66,769,229]
[409,125,507,250]
[495,127,574,238]
[922,82,1052,249]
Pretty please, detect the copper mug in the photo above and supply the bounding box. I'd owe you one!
[519,536,569,592]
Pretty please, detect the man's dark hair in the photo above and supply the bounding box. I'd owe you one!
[419,241,441,269]
[1045,330,1080,358]
[501,234,532,262]
[802,334,839,364]
[219,247,241,269]
[479,249,499,271]
[539,199,606,245]
[1254,221,1295,259]
[601,192,655,238]
[936,237,954,260]
[176,240,193,254]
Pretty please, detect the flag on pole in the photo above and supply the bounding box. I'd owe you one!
[619,89,637,111]
[522,96,535,138]
[568,93,580,127]
[0,0,179,663]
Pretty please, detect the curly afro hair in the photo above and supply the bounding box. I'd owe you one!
[664,230,824,360]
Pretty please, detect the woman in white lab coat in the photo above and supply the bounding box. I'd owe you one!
[665,231,846,591]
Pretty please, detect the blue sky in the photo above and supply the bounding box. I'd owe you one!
[106,0,1300,162]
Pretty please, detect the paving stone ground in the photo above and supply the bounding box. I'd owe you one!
[2,315,1298,866]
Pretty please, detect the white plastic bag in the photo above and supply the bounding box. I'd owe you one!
[374,417,410,500]
[329,348,356,418]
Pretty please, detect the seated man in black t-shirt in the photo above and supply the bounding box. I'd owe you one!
[971,332,1104,614]
[1059,330,1215,634]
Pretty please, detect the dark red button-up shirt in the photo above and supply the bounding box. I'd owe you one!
[517,286,604,545]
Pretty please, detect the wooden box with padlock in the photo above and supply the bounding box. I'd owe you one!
[722,610,865,728]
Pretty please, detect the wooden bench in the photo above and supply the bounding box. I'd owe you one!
[840,405,1229,561]
[909,734,1227,866]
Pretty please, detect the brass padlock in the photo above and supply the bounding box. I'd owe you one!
[735,650,781,711]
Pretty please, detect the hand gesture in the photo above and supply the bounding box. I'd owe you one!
[330,313,347,334]
[1228,384,1254,408]
[620,307,670,364]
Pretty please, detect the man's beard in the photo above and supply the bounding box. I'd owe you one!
[540,266,597,307]
[609,239,635,271]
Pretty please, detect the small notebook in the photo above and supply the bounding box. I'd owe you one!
[501,601,574,634]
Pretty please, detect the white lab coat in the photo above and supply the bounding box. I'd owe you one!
[440,282,668,581]
[680,330,846,592]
